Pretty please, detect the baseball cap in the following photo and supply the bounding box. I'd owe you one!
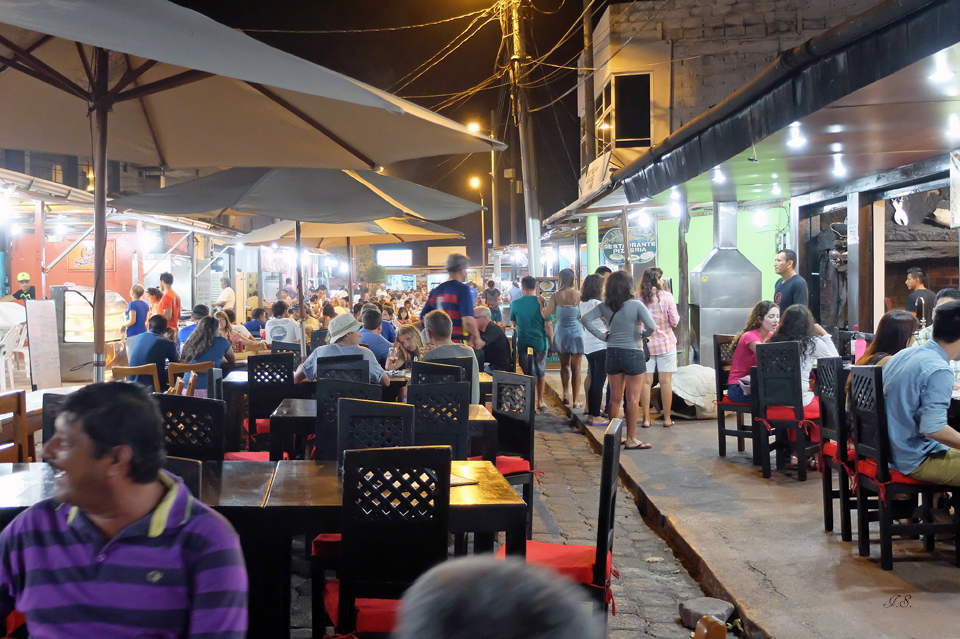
[327,313,361,344]
[16,273,29,282]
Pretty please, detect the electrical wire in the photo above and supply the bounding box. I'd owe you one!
[531,0,567,15]
[239,8,490,34]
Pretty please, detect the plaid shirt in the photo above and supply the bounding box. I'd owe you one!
[642,289,679,356]
[913,325,960,385]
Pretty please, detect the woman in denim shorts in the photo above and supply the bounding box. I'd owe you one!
[580,270,657,450]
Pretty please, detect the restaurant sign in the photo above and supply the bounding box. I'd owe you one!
[601,226,657,265]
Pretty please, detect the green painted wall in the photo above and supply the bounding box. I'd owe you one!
[656,210,780,302]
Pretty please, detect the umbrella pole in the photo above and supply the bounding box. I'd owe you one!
[346,237,354,309]
[92,47,109,384]
[296,221,306,359]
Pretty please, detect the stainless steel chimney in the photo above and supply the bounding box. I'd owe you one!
[690,201,763,368]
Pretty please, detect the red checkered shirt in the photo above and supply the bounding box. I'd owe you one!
[643,289,679,356]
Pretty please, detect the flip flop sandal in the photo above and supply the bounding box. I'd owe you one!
[624,441,652,450]
[641,421,652,428]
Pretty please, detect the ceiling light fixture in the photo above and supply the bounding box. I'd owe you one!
[10,223,22,235]
[752,210,768,227]
[771,183,782,196]
[270,242,279,249]
[947,114,960,139]
[55,223,67,235]
[670,202,681,217]
[670,187,680,200]
[929,50,956,82]
[832,154,847,177]
[786,123,806,148]
[712,167,725,183]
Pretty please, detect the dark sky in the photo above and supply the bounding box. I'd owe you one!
[172,0,603,257]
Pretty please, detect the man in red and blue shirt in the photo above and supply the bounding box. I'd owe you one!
[420,253,483,348]
[0,383,248,638]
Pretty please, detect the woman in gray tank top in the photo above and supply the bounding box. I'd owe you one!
[580,270,657,450]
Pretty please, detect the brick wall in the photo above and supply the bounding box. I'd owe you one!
[610,0,880,128]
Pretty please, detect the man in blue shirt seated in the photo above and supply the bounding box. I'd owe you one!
[178,305,208,347]
[294,313,390,386]
[359,309,393,366]
[243,308,267,337]
[882,300,960,485]
[126,314,180,391]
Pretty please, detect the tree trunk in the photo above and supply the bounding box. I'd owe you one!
[677,198,691,366]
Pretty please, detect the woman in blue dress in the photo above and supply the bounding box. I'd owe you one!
[542,268,584,407]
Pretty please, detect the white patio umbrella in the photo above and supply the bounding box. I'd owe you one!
[0,0,504,381]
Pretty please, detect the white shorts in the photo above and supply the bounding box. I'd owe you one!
[648,350,677,373]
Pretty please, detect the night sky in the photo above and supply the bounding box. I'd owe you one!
[172,0,605,258]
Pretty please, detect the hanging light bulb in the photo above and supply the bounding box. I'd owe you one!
[670,187,680,200]
[771,183,782,196]
[929,50,956,82]
[786,122,806,148]
[270,242,279,250]
[712,167,725,183]
[832,154,847,177]
[753,210,769,227]
[235,242,244,251]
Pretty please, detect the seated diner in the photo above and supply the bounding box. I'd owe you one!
[294,312,390,386]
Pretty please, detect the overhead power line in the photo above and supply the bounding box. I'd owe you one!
[239,8,489,34]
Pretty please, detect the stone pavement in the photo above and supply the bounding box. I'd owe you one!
[286,402,706,638]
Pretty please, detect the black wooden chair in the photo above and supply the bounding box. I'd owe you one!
[849,365,960,570]
[410,360,462,385]
[430,356,475,401]
[206,368,224,400]
[335,398,415,470]
[247,353,297,451]
[815,357,856,542]
[311,329,328,350]
[271,340,302,368]
[496,419,623,627]
[318,446,451,636]
[153,393,227,462]
[164,456,202,498]
[754,342,821,480]
[713,334,755,459]
[314,355,368,383]
[314,379,383,462]
[407,382,471,459]
[41,393,67,445]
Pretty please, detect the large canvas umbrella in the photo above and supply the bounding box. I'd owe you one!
[238,218,465,249]
[0,0,503,381]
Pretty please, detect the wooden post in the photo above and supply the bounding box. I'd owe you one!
[92,47,109,383]
[620,208,631,271]
[295,221,306,359]
[346,236,354,307]
[677,194,691,366]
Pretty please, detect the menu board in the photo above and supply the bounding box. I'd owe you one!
[25,300,62,390]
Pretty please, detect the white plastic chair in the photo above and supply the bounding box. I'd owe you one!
[0,324,24,391]
[11,323,29,380]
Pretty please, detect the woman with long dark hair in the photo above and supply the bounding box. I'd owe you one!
[843,310,919,399]
[180,316,235,396]
[637,267,680,427]
[726,301,779,403]
[579,274,608,426]
[542,268,585,407]
[580,270,657,449]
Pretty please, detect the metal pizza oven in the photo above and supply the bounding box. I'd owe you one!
[690,201,762,369]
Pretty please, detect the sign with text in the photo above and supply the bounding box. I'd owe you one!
[67,239,115,272]
[601,226,657,265]
[25,300,61,390]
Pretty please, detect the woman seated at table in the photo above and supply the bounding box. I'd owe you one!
[181,316,235,396]
[386,324,426,371]
[396,305,413,326]
[320,303,337,330]
[726,301,779,403]
[221,309,264,351]
[844,309,919,399]
[215,311,252,352]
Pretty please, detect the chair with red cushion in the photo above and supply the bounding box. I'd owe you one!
[755,342,821,481]
[849,365,960,570]
[408,382,471,459]
[246,353,297,438]
[314,378,383,462]
[496,419,623,628]
[317,446,451,637]
[713,335,755,459]
[815,357,857,542]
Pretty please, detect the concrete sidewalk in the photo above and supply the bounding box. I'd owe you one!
[545,372,960,639]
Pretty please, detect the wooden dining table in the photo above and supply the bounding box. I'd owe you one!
[0,459,526,639]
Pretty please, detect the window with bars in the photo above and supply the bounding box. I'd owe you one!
[592,74,653,158]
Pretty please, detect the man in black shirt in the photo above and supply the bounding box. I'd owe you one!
[474,306,512,372]
[11,272,35,301]
[773,249,809,310]
[905,266,936,327]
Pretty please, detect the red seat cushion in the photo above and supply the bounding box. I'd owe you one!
[311,533,342,558]
[243,418,271,434]
[224,451,272,461]
[719,395,750,407]
[322,579,399,633]
[765,399,820,421]
[856,459,933,486]
[6,610,25,636]
[822,441,855,461]
[466,455,532,476]
[495,541,612,584]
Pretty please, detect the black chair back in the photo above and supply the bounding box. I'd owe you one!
[154,393,227,462]
[713,334,738,396]
[755,342,805,420]
[164,456,202,498]
[593,419,624,588]
[337,446,451,633]
[430,357,474,392]
[410,360,462,385]
[315,355,369,383]
[406,382,471,459]
[206,368,224,400]
[849,365,892,482]
[491,371,535,466]
[815,357,850,458]
[336,398,414,470]
[315,379,383,461]
[311,329,328,350]
[248,353,297,426]
[42,393,67,445]
[271,341,302,368]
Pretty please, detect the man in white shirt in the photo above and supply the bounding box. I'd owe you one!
[212,277,236,311]
[294,313,390,386]
[264,301,301,345]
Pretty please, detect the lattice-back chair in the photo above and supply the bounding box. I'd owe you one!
[0,390,28,462]
[713,335,754,459]
[336,398,415,471]
[754,342,821,481]
[164,456,202,498]
[430,357,474,397]
[271,341,302,368]
[496,419,624,627]
[311,329,328,351]
[314,379,383,462]
[320,445,452,636]
[815,357,855,542]
[849,365,960,570]
[407,382,470,459]
[112,363,161,392]
[315,355,368,383]
[41,393,68,449]
[206,368,224,400]
[153,393,226,462]
[410,360,462,385]
[247,353,297,440]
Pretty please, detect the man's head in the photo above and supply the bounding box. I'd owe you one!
[44,383,166,509]
[220,277,231,290]
[328,313,362,346]
[16,272,30,293]
[474,306,491,331]
[486,280,495,290]
[191,305,209,321]
[394,557,600,639]
[271,301,288,318]
[594,266,612,277]
[905,267,926,291]
[159,272,173,289]
[148,314,168,333]
[424,310,453,345]
[446,254,470,281]
[774,250,797,276]
[361,309,382,332]
[521,276,537,293]
[511,279,520,288]
[932,288,960,324]
[285,277,293,285]
[932,300,960,360]
[382,304,395,320]
[251,308,267,323]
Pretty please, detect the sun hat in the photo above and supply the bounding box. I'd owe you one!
[327,313,362,344]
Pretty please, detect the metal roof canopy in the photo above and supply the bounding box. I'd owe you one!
[613,0,960,205]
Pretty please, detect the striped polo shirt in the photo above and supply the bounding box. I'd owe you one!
[421,279,476,343]
[0,471,248,638]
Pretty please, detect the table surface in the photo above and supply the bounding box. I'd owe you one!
[0,386,82,422]
[271,398,495,422]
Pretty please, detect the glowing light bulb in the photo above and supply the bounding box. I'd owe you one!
[832,154,847,177]
[947,114,960,139]
[670,187,680,200]
[753,210,768,227]
[771,183,782,196]
[670,202,681,217]
[55,223,67,235]
[10,223,22,235]
[712,167,725,183]
[786,123,806,148]
[929,50,956,82]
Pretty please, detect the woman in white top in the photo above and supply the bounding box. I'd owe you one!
[578,274,608,426]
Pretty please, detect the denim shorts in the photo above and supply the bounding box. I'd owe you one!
[605,347,646,376]
[519,350,547,378]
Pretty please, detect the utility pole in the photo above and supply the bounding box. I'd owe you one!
[508,0,542,276]
[490,109,500,248]
[582,0,596,169]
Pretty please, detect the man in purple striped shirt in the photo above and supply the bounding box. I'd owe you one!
[0,383,248,638]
